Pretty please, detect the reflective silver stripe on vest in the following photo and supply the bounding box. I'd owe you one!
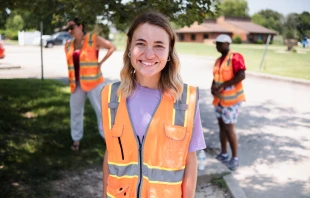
[108,163,138,177]
[173,83,189,126]
[68,66,74,71]
[108,163,184,183]
[226,53,233,66]
[107,194,113,198]
[88,33,93,46]
[66,41,72,52]
[221,89,244,100]
[143,164,184,183]
[108,82,121,127]
[80,62,98,66]
[79,73,102,80]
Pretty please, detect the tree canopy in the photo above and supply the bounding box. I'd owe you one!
[218,0,249,18]
[252,9,284,34]
[1,0,218,34]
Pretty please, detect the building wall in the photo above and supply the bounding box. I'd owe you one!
[179,33,204,42]
[177,32,233,43]
[248,33,274,43]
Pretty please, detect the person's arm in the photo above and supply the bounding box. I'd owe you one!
[103,151,109,198]
[182,152,197,198]
[96,35,116,69]
[216,70,245,94]
[211,80,217,96]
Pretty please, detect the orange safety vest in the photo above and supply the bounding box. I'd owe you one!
[212,51,245,107]
[65,33,104,93]
[101,82,199,198]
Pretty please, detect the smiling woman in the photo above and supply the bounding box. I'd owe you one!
[101,11,206,198]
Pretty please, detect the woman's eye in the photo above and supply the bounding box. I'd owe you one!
[155,45,164,49]
[136,42,145,46]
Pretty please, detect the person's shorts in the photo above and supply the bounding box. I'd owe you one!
[214,102,242,124]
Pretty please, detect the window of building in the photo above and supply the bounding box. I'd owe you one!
[191,34,196,41]
[179,34,184,41]
[204,34,209,39]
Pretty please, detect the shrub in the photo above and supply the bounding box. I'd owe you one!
[4,29,18,40]
[232,36,242,44]
[256,39,263,44]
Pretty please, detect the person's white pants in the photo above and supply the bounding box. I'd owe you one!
[70,82,104,141]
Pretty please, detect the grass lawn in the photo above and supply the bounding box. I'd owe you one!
[113,33,310,80]
[176,42,310,80]
[0,79,105,197]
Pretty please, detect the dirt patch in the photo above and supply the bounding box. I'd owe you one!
[52,166,231,198]
[196,182,232,198]
[52,166,102,198]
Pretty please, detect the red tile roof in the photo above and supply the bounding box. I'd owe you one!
[225,20,277,34]
[175,17,277,35]
[175,22,232,33]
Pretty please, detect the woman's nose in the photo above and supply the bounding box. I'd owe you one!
[145,47,155,59]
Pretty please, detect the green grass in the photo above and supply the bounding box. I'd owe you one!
[211,177,228,189]
[176,42,310,80]
[0,79,106,197]
[113,33,310,80]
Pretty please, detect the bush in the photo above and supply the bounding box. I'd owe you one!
[256,39,263,44]
[232,36,242,44]
[4,29,18,40]
[292,48,297,53]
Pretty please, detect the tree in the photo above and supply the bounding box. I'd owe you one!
[2,0,218,34]
[284,13,299,39]
[218,0,249,17]
[296,11,310,38]
[252,9,284,34]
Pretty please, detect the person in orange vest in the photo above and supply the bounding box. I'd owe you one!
[64,18,116,151]
[0,40,5,59]
[101,11,206,198]
[211,34,246,170]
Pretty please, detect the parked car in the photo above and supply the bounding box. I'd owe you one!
[32,35,52,47]
[0,41,5,59]
[32,32,72,48]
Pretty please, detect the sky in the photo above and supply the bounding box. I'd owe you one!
[247,0,310,15]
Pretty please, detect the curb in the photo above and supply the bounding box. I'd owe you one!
[0,63,21,70]
[246,71,310,86]
[197,152,231,184]
[197,151,247,198]
[224,174,247,198]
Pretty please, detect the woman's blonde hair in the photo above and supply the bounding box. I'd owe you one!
[118,11,183,100]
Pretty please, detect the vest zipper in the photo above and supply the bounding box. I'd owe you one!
[118,137,124,160]
[137,136,144,198]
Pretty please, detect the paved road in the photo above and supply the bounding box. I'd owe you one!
[1,45,310,198]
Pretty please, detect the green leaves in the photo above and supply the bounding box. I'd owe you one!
[2,0,218,33]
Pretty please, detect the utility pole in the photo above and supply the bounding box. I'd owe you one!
[40,21,44,80]
[259,34,271,71]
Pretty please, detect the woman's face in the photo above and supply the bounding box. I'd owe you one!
[130,23,170,82]
[66,21,82,38]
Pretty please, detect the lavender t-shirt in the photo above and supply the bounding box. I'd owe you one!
[127,83,206,152]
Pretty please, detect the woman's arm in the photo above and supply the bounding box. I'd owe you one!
[182,151,197,198]
[103,151,109,198]
[96,36,116,69]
